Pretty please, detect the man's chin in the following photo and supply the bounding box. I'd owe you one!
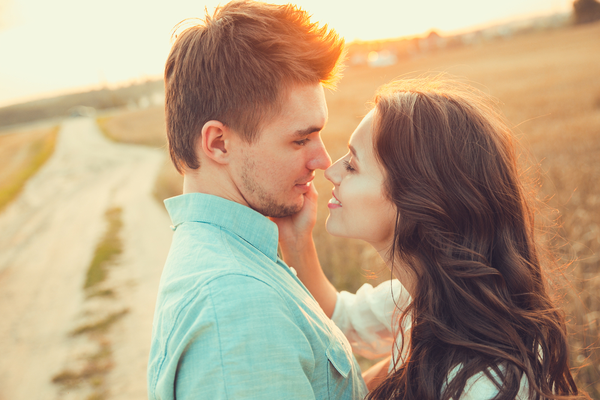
[255,197,304,218]
[265,203,303,218]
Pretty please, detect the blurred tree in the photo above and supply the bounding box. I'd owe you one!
[573,0,600,24]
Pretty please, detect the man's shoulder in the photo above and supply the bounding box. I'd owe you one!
[206,273,286,306]
[164,221,251,276]
[151,272,295,357]
[156,266,287,321]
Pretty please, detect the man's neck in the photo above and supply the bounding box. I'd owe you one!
[182,167,249,208]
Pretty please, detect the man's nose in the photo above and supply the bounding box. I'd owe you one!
[306,139,332,171]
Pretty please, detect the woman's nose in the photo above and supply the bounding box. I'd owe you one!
[324,157,343,185]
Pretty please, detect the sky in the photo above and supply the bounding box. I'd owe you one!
[0,0,571,107]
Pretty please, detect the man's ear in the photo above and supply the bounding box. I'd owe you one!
[200,120,231,165]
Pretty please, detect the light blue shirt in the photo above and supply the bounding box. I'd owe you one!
[148,193,367,400]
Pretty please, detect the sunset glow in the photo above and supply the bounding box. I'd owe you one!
[0,0,572,107]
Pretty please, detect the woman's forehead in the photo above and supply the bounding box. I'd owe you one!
[348,111,376,157]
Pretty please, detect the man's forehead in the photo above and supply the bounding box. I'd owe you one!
[270,84,327,134]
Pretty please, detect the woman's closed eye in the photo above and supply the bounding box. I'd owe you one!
[343,160,356,172]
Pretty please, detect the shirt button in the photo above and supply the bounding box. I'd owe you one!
[289,267,298,276]
[170,225,176,231]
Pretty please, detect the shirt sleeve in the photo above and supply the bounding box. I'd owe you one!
[174,274,317,400]
[331,279,411,359]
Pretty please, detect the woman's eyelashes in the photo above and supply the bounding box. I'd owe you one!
[343,160,356,172]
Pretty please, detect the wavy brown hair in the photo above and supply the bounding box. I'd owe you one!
[367,78,584,399]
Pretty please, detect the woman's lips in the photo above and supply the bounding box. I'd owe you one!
[328,191,342,209]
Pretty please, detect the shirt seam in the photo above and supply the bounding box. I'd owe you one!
[207,283,230,399]
[218,225,318,386]
[219,226,286,296]
[207,273,324,397]
[219,222,277,262]
[151,241,218,396]
[177,218,278,263]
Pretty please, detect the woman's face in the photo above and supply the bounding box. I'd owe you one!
[324,110,397,251]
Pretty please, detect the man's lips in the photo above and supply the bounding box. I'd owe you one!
[295,175,315,186]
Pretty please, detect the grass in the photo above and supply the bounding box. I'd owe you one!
[52,342,112,388]
[52,339,113,400]
[87,289,116,299]
[95,107,183,203]
[35,136,128,397]
[54,207,127,398]
[96,106,167,147]
[55,308,129,398]
[152,156,183,203]
[84,207,123,290]
[71,309,130,336]
[95,22,600,396]
[0,125,59,212]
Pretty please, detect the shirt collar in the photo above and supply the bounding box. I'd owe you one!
[165,193,279,262]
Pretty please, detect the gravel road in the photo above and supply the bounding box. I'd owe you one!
[0,117,172,399]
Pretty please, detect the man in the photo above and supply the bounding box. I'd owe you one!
[147,1,367,399]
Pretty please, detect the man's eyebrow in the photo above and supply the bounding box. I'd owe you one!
[294,126,323,137]
[349,144,359,161]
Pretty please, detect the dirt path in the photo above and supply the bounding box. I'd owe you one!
[0,117,172,399]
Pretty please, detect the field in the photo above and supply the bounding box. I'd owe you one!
[0,124,58,212]
[95,22,600,395]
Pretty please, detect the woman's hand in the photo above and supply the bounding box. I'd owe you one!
[271,183,338,317]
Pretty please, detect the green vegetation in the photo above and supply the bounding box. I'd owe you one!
[71,309,129,337]
[0,126,58,212]
[84,207,123,289]
[0,79,164,128]
[55,307,129,399]
[54,207,126,399]
[52,341,112,400]
[87,289,116,299]
[52,343,111,387]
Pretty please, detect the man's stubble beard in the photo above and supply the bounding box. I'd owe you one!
[240,160,302,218]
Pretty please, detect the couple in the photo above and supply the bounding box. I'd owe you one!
[147,1,582,399]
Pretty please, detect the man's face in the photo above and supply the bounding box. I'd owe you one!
[230,83,331,218]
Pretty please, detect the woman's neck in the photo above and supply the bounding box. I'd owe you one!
[374,243,417,298]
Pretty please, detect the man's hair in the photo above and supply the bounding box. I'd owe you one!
[164,0,344,173]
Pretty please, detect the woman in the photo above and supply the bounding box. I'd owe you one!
[274,78,584,399]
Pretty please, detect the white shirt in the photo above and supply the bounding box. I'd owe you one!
[331,279,409,360]
[331,280,529,399]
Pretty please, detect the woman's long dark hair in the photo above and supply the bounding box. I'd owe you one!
[367,78,583,399]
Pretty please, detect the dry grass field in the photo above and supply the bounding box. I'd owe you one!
[97,107,183,202]
[0,125,58,212]
[97,22,600,396]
